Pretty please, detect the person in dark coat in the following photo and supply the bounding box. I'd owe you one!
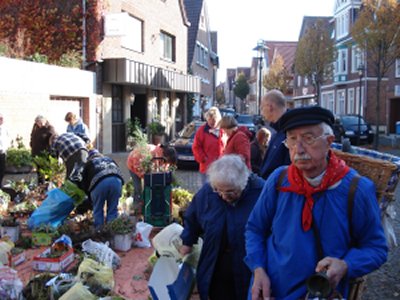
[250,127,271,175]
[30,115,56,184]
[50,132,89,178]
[76,149,124,229]
[259,89,291,179]
[180,154,264,300]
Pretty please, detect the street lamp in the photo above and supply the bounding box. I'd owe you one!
[253,40,269,115]
[357,64,365,145]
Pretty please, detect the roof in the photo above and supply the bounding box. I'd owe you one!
[298,16,332,39]
[183,0,204,66]
[264,41,298,73]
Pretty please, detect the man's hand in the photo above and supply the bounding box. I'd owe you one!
[316,257,348,288]
[251,267,272,300]
[179,245,192,257]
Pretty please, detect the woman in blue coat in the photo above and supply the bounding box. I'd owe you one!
[180,154,265,300]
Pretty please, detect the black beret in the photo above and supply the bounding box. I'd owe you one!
[279,106,334,131]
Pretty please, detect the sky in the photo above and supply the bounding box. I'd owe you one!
[206,0,334,83]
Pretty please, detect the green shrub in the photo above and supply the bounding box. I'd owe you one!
[6,147,33,168]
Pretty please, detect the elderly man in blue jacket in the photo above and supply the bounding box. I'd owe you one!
[245,106,388,300]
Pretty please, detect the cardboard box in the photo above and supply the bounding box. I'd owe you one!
[32,246,74,272]
[148,256,194,300]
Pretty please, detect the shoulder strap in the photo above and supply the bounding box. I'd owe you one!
[348,175,361,242]
[311,174,360,260]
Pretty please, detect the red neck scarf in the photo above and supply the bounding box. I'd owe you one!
[279,150,349,231]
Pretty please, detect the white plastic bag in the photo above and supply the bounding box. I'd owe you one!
[0,266,23,300]
[133,221,153,248]
[381,202,397,247]
[152,223,183,260]
[81,239,120,269]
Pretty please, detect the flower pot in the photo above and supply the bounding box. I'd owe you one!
[0,225,20,243]
[113,233,132,252]
[5,165,33,174]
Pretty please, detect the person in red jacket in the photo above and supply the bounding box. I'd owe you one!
[192,107,225,183]
[219,115,252,170]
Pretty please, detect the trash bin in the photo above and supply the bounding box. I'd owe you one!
[396,121,400,135]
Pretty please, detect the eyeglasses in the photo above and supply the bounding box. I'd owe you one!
[283,133,329,148]
[212,187,239,197]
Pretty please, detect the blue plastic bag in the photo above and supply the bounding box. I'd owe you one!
[28,189,75,230]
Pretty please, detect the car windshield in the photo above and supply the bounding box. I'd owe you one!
[178,123,202,138]
[341,115,366,126]
[236,115,253,124]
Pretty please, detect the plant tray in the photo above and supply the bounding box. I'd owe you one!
[8,251,26,267]
[32,232,53,247]
[32,246,74,272]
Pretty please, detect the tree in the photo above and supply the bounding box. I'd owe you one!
[215,85,225,106]
[351,0,400,149]
[233,72,250,101]
[0,0,102,64]
[264,54,292,94]
[294,19,336,104]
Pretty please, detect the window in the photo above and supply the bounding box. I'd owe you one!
[121,14,143,52]
[336,10,350,39]
[321,92,334,111]
[195,42,209,69]
[304,77,309,86]
[337,48,348,74]
[297,76,301,87]
[347,88,355,113]
[337,90,346,115]
[394,85,400,96]
[356,86,364,116]
[160,31,175,62]
[352,46,364,73]
[396,59,400,78]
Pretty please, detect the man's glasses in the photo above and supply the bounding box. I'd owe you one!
[283,133,329,148]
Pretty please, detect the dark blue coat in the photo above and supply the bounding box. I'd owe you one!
[180,174,265,300]
[259,121,290,179]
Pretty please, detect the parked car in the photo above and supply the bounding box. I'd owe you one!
[219,108,236,117]
[333,114,374,145]
[235,114,256,139]
[169,121,204,169]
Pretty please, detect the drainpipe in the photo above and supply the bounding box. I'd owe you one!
[82,0,87,69]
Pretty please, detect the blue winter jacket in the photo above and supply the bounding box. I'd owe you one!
[181,174,265,300]
[259,121,290,180]
[245,166,388,299]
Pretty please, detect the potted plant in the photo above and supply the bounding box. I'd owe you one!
[6,135,33,173]
[106,214,136,252]
[147,119,166,145]
[126,117,147,151]
[32,224,58,247]
[0,217,20,243]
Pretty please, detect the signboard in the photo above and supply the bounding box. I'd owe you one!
[104,13,128,36]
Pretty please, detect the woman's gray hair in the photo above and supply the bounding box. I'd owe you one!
[219,115,238,130]
[207,154,250,191]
